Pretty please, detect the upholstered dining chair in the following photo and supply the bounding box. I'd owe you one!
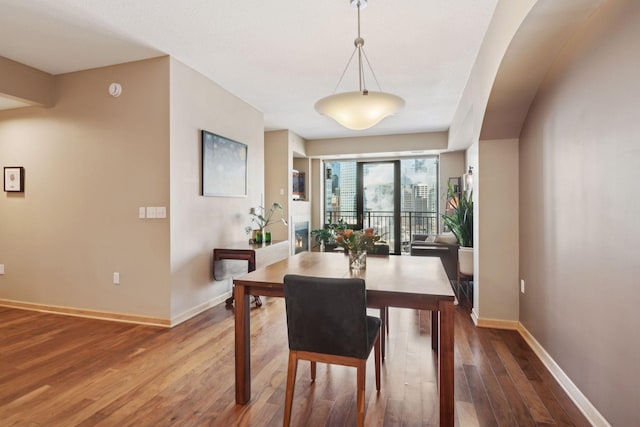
[282,274,381,427]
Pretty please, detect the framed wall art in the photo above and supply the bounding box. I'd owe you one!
[4,166,24,192]
[201,130,247,197]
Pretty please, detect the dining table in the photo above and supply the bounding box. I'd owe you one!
[232,251,456,426]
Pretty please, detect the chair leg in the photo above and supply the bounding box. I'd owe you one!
[310,361,316,381]
[356,359,366,427]
[283,351,298,427]
[374,331,381,391]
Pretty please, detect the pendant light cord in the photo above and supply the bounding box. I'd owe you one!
[332,48,358,94]
[331,0,383,94]
[357,2,365,92]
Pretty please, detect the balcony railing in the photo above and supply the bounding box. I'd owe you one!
[325,210,439,253]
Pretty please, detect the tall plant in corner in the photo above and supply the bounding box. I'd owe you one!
[442,182,474,275]
[442,182,473,247]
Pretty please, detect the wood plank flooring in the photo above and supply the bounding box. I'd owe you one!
[0,296,591,426]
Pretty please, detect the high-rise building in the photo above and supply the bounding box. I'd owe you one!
[413,184,431,212]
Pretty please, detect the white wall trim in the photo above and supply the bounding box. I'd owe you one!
[475,317,519,330]
[170,291,231,327]
[470,308,480,326]
[0,298,170,327]
[517,322,611,427]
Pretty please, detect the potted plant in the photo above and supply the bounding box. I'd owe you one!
[442,182,474,276]
[310,228,335,250]
[310,219,347,251]
[245,202,287,243]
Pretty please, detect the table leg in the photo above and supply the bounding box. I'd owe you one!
[438,300,454,426]
[431,310,438,352]
[380,307,386,361]
[235,284,251,404]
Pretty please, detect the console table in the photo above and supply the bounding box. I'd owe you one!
[213,240,289,306]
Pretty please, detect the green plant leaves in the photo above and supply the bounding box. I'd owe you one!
[442,182,473,247]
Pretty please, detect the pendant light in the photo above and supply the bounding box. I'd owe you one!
[315,0,404,130]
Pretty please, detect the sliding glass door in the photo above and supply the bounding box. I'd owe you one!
[358,161,401,253]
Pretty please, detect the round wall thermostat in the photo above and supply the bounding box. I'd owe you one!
[108,83,122,97]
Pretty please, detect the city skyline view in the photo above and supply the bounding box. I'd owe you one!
[323,158,439,252]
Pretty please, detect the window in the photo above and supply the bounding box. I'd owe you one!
[324,157,438,253]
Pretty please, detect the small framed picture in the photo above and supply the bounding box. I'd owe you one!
[4,167,24,192]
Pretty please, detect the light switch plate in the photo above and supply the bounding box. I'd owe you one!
[146,207,156,219]
[0,264,4,274]
[139,207,146,219]
[157,206,166,218]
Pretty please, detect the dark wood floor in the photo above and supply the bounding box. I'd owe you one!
[1,294,590,426]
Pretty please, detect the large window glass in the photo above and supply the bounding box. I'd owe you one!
[324,157,438,253]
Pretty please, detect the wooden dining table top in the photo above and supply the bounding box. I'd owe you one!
[234,251,455,301]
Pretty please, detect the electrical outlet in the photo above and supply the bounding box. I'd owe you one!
[520,279,525,294]
[0,264,4,275]
[113,272,120,285]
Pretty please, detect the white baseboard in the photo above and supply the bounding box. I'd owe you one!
[475,316,519,330]
[470,308,479,326]
[1,292,234,329]
[0,298,170,327]
[170,291,232,327]
[517,323,611,427]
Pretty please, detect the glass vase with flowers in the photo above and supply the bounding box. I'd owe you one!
[335,227,382,270]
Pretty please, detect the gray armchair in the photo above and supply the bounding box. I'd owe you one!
[410,234,459,281]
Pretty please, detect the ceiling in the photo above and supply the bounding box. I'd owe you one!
[0,0,499,140]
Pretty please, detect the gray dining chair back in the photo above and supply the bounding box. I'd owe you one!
[283,274,377,359]
[282,274,381,427]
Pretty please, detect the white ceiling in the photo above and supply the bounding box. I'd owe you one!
[0,0,498,140]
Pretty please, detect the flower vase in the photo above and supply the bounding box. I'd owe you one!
[348,249,367,270]
[265,231,272,243]
[255,230,263,244]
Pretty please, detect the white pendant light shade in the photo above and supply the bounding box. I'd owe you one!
[315,0,404,131]
[315,91,404,130]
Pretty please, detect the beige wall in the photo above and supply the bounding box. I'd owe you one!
[0,56,265,324]
[264,129,310,250]
[477,139,519,322]
[519,0,639,423]
[310,159,322,230]
[168,58,264,320]
[465,142,480,314]
[264,130,291,242]
[0,57,171,318]
[438,151,466,232]
[0,56,54,107]
[306,132,447,158]
[448,0,537,151]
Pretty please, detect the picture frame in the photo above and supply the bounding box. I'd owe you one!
[201,130,248,197]
[4,166,24,192]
